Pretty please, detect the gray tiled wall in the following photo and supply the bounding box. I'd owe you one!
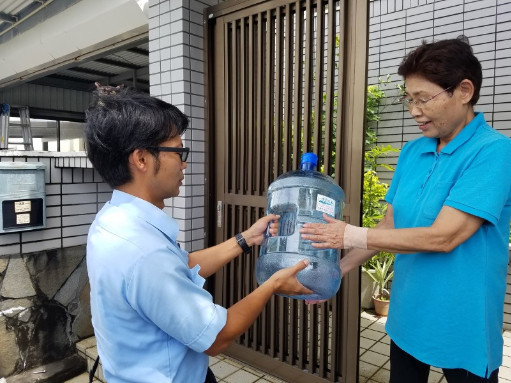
[148,0,220,252]
[0,154,110,256]
[369,0,511,183]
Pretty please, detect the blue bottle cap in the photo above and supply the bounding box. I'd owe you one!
[300,152,318,166]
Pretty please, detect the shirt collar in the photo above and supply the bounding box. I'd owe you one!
[109,189,179,242]
[420,112,485,155]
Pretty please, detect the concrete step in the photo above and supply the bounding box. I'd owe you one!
[73,337,105,383]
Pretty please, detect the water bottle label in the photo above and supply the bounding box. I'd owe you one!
[316,194,335,216]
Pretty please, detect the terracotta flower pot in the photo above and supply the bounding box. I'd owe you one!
[373,295,390,316]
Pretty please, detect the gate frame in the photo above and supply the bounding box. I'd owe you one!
[204,1,368,381]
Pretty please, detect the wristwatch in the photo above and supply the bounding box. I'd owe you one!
[235,233,251,254]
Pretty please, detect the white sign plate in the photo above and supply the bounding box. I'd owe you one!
[16,214,30,225]
[14,201,31,213]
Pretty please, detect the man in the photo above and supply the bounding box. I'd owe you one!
[85,85,311,383]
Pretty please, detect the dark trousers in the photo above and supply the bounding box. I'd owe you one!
[204,367,217,383]
[389,341,499,383]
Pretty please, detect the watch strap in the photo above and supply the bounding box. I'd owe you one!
[235,233,251,254]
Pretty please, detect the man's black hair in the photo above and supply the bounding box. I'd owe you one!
[84,87,188,188]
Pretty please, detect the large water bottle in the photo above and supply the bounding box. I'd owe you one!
[256,153,345,300]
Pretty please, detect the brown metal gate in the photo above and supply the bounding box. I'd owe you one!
[204,0,368,381]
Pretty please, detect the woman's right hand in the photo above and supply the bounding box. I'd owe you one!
[268,260,313,296]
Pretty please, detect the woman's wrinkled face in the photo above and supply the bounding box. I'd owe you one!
[403,75,473,150]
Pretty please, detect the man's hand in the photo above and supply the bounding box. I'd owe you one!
[242,214,280,246]
[268,260,313,296]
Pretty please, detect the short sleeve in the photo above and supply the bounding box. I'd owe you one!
[125,248,227,353]
[445,138,511,225]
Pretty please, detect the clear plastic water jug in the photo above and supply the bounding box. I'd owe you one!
[255,152,345,300]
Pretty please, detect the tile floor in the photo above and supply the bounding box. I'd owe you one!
[358,310,511,383]
[68,310,511,383]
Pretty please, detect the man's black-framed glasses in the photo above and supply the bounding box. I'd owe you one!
[399,86,454,109]
[147,146,190,162]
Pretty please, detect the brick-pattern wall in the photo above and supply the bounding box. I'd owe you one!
[0,152,110,256]
[148,0,221,252]
[368,0,511,184]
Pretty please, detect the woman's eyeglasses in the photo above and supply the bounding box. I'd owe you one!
[147,147,190,162]
[399,86,453,109]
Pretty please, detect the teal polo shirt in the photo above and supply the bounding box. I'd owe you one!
[385,113,511,377]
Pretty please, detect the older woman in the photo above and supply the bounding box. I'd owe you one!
[301,37,511,383]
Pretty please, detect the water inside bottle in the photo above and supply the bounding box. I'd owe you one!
[256,152,345,300]
[256,252,341,300]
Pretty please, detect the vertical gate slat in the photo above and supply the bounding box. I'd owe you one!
[318,300,329,376]
[222,22,230,309]
[313,0,324,158]
[264,9,273,190]
[289,298,297,364]
[256,11,265,354]
[268,7,277,353]
[248,15,254,195]
[307,304,318,374]
[278,297,285,361]
[231,21,238,194]
[292,0,303,170]
[269,295,276,357]
[256,12,264,196]
[298,297,307,369]
[276,5,289,365]
[323,0,336,176]
[240,19,246,195]
[332,295,342,380]
[335,2,345,184]
[224,22,230,201]
[302,0,313,153]
[241,206,250,346]
[282,3,292,173]
[274,6,283,179]
[228,205,235,306]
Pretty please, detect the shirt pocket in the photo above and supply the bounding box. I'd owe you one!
[423,181,454,220]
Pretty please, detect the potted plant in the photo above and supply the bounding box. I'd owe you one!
[360,77,400,313]
[363,252,394,316]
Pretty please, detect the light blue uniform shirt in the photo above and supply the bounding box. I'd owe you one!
[87,190,227,383]
[385,113,511,377]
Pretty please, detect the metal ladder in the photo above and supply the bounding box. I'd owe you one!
[0,105,34,150]
[0,103,9,149]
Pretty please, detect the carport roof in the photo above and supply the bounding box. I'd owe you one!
[0,0,46,36]
[0,0,149,93]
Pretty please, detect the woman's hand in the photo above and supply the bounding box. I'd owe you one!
[300,213,347,249]
[305,299,328,305]
[242,214,280,246]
